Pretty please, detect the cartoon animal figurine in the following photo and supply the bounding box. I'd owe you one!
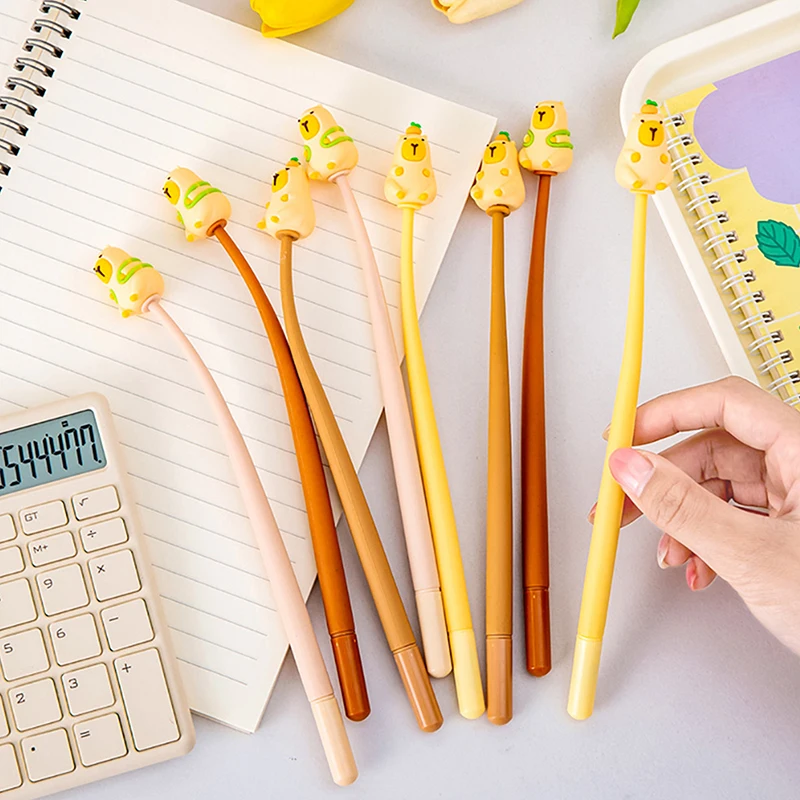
[471,132,526,213]
[162,167,232,241]
[384,123,437,208]
[92,246,164,318]
[297,106,359,182]
[257,157,316,239]
[519,101,573,175]
[251,0,354,37]
[614,100,673,193]
[432,0,524,24]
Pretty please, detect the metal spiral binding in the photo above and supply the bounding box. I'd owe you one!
[0,2,82,185]
[665,110,800,403]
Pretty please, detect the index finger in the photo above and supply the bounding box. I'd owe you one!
[631,376,800,451]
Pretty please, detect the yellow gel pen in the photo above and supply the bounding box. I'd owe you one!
[386,123,485,720]
[568,100,674,720]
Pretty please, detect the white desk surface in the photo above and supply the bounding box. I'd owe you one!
[68,0,800,798]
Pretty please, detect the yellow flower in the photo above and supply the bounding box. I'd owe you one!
[251,0,355,37]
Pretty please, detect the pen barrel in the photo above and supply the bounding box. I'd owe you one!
[569,193,649,720]
[214,225,369,722]
[400,207,485,721]
[486,208,513,721]
[522,174,552,676]
[336,176,450,680]
[279,236,442,731]
[311,695,359,786]
[151,302,352,778]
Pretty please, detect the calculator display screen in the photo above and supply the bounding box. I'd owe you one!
[0,409,107,497]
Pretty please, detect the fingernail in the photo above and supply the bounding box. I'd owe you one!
[608,449,655,498]
[602,424,610,440]
[587,502,597,522]
[657,534,669,569]
[686,558,697,591]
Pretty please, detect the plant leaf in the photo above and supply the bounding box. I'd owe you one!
[756,219,800,267]
[613,0,641,38]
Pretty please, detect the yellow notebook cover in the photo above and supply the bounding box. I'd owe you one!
[662,50,800,405]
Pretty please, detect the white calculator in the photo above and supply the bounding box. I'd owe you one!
[0,394,194,798]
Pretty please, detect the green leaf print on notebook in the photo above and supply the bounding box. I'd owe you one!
[756,220,800,267]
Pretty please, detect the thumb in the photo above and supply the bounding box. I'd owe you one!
[608,447,768,582]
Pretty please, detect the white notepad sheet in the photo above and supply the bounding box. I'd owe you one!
[0,0,35,70]
[0,0,495,731]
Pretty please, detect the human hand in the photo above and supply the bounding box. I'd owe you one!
[596,376,800,657]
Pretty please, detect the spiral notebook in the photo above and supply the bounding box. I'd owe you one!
[659,46,800,404]
[0,0,495,731]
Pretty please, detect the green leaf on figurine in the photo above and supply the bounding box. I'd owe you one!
[613,0,641,38]
[756,219,800,267]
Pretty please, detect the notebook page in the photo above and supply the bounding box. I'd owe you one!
[0,0,495,731]
[0,0,36,70]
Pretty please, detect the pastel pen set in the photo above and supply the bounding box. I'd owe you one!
[85,97,680,779]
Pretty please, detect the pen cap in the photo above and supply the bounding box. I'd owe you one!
[450,629,486,720]
[524,587,552,677]
[92,246,164,318]
[393,646,443,733]
[486,636,512,726]
[384,123,437,209]
[297,105,359,181]
[257,157,317,240]
[310,695,358,786]
[519,102,573,175]
[567,635,603,720]
[615,100,674,194]
[162,167,232,241]
[470,132,526,214]
[330,632,370,722]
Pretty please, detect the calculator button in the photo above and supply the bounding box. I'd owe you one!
[62,664,114,716]
[0,744,21,791]
[0,629,49,682]
[36,564,89,616]
[28,531,76,567]
[21,728,74,782]
[72,486,119,521]
[0,580,37,632]
[75,713,127,767]
[0,698,8,738]
[10,678,62,731]
[115,649,179,751]
[49,614,101,666]
[0,517,15,544]
[79,517,128,553]
[89,550,140,601]
[0,548,23,579]
[101,599,154,652]
[19,501,67,536]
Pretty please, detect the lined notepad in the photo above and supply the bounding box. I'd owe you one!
[0,0,34,69]
[0,0,495,731]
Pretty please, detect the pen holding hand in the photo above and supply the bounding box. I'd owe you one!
[568,100,673,721]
